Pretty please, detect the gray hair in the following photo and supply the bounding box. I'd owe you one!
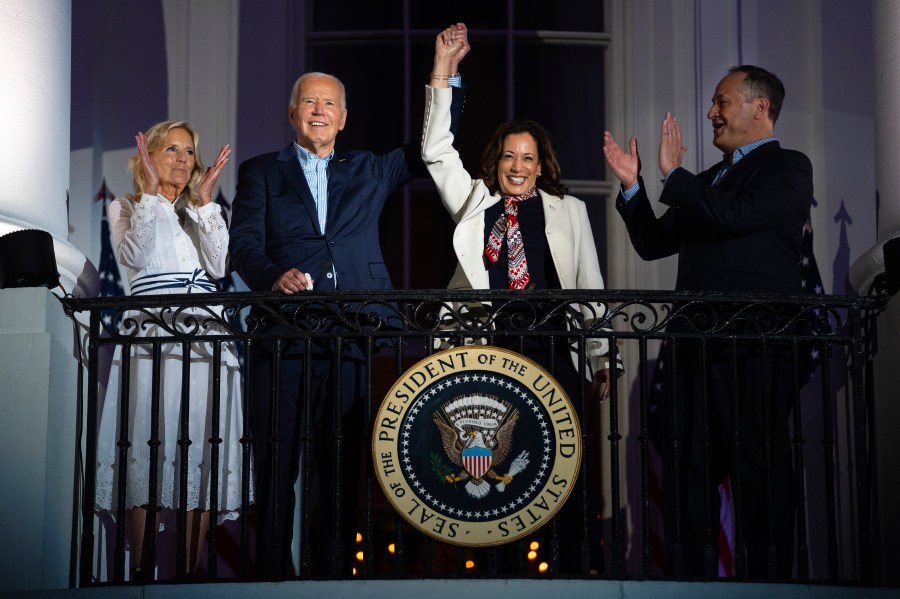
[288,72,347,110]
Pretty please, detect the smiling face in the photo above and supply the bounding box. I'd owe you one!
[707,72,771,154]
[152,127,195,199]
[496,132,542,196]
[289,75,347,157]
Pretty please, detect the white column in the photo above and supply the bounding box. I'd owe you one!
[0,0,97,296]
[0,288,79,592]
[844,0,900,586]
[850,0,900,292]
[858,0,900,586]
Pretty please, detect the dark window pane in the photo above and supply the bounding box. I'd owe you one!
[410,1,507,31]
[310,0,402,30]
[382,187,459,290]
[306,42,404,153]
[515,0,605,31]
[513,42,606,180]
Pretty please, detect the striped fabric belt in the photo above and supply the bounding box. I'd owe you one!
[130,268,217,295]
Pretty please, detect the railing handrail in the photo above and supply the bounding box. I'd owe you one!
[61,288,887,308]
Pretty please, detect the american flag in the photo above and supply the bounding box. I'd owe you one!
[800,199,826,382]
[95,180,125,328]
[646,206,826,576]
[801,199,825,297]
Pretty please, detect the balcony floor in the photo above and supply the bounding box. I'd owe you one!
[6,579,900,599]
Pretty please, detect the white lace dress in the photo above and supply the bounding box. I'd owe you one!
[95,193,252,523]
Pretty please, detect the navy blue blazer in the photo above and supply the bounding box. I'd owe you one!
[616,141,813,293]
[230,86,465,294]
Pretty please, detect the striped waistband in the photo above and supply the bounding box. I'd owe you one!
[130,268,217,295]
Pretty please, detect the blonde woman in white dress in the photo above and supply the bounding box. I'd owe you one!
[95,121,250,579]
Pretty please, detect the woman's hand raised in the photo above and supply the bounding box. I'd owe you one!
[197,144,231,206]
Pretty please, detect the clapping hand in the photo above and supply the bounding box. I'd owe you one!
[658,112,686,178]
[198,144,231,206]
[136,131,161,196]
[603,131,640,189]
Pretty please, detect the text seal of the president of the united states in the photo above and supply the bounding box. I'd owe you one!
[373,345,582,547]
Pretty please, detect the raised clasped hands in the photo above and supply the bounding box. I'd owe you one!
[448,22,469,71]
[198,144,231,205]
[435,23,469,62]
[433,22,469,84]
[658,111,686,178]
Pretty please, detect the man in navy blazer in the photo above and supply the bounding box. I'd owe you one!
[230,26,469,578]
[603,66,813,579]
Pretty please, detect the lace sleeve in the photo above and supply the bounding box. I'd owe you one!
[110,194,158,270]
[190,202,229,279]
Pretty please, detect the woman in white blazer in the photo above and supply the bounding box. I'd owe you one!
[422,26,615,394]
[422,26,613,574]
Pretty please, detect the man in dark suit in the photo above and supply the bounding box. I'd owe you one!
[603,66,813,579]
[229,25,469,578]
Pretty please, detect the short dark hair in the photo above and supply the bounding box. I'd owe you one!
[728,65,785,124]
[480,120,567,198]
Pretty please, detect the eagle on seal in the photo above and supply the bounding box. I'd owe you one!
[433,400,520,499]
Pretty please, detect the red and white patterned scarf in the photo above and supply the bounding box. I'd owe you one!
[483,186,538,290]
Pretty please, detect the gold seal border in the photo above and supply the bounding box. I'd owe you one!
[372,345,582,547]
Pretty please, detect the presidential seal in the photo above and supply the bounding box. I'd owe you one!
[372,345,581,547]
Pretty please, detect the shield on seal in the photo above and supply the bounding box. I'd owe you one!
[462,446,492,480]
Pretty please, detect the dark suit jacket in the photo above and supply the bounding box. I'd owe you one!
[616,141,813,293]
[229,86,465,294]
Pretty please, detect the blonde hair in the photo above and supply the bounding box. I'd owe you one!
[126,120,205,204]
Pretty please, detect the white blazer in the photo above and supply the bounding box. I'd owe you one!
[421,85,616,376]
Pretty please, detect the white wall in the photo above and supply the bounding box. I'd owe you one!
[0,289,79,592]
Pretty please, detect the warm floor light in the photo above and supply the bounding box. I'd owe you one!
[356,532,363,543]
[527,550,537,560]
[538,562,549,573]
[356,551,364,561]
[352,567,357,576]
[465,560,475,569]
[388,543,396,554]
[529,541,540,551]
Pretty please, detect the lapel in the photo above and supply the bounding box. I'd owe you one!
[540,189,561,234]
[540,190,570,287]
[458,185,500,228]
[326,153,349,228]
[276,145,322,235]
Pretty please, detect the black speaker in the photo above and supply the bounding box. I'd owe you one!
[884,236,900,296]
[0,229,60,289]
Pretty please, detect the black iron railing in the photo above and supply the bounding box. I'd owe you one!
[61,289,888,585]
